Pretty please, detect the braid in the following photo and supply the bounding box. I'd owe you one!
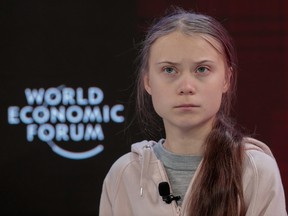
[187,116,245,216]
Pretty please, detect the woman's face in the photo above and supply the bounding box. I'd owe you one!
[144,31,230,134]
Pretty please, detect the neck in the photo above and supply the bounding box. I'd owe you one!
[164,135,205,156]
[163,122,213,156]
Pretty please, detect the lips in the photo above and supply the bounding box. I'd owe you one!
[174,104,200,108]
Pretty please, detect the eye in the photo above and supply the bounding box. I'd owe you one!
[196,66,209,74]
[163,66,176,74]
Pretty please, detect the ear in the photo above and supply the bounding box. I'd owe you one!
[144,72,152,95]
[223,67,232,93]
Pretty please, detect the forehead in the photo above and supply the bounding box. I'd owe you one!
[149,31,225,62]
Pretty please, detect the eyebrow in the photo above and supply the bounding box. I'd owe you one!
[156,61,180,66]
[156,60,215,65]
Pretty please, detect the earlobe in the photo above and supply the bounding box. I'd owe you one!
[144,73,152,95]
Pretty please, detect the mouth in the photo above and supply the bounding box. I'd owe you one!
[174,104,200,108]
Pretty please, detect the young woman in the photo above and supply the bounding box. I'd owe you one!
[99,9,287,216]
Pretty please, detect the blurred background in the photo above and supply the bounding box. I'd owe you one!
[1,0,287,215]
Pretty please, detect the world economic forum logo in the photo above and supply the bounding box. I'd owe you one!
[7,86,125,160]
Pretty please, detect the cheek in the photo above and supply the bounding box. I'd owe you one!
[148,77,169,99]
[204,84,225,109]
[149,89,169,118]
[150,89,164,106]
[150,96,163,118]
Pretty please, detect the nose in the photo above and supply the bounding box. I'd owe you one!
[177,75,196,95]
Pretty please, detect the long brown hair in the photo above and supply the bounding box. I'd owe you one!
[135,8,245,216]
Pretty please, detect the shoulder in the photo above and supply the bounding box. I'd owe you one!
[242,137,278,179]
[242,137,285,202]
[101,145,142,203]
[104,140,157,182]
[101,140,159,201]
[241,139,286,214]
[105,151,139,183]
